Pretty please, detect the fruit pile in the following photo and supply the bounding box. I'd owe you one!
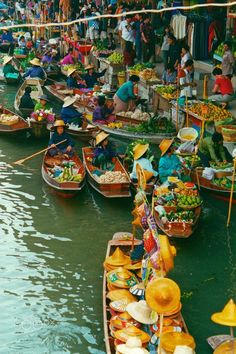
[155,85,176,94]
[177,194,201,209]
[212,177,236,190]
[183,155,201,168]
[189,102,233,121]
[210,162,232,170]
[107,52,124,64]
[139,69,158,81]
[55,166,83,183]
[0,114,19,125]
[107,122,123,129]
[214,43,224,57]
[166,210,195,223]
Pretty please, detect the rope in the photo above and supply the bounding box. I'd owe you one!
[1,2,236,30]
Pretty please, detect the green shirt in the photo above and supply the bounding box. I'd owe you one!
[3,63,19,77]
[199,136,226,162]
[34,102,52,112]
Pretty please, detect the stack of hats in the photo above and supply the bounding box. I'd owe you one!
[116,337,150,354]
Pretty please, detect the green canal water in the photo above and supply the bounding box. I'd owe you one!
[0,83,236,353]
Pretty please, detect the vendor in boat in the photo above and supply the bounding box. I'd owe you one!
[2,56,20,78]
[198,132,232,167]
[92,95,114,124]
[113,75,140,114]
[93,131,116,170]
[22,58,46,81]
[19,86,35,110]
[48,120,75,157]
[82,64,107,88]
[0,29,14,54]
[67,68,86,89]
[130,143,158,181]
[61,96,83,126]
[158,139,182,183]
[34,95,52,112]
[61,48,75,65]
[42,49,56,65]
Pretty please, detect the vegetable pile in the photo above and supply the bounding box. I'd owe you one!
[107,52,124,65]
[124,115,176,134]
[212,177,236,190]
[118,109,150,121]
[55,166,83,183]
[166,210,195,223]
[93,171,128,184]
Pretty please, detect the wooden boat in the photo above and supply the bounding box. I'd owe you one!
[66,123,98,142]
[29,120,51,138]
[41,153,86,198]
[60,66,68,76]
[0,65,20,84]
[103,233,188,354]
[0,107,29,136]
[14,78,43,117]
[154,205,201,238]
[82,146,131,198]
[191,168,236,203]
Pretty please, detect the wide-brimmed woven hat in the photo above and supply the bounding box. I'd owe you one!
[126,300,158,325]
[3,55,13,65]
[107,267,138,289]
[95,131,109,146]
[145,278,181,314]
[114,326,150,344]
[124,261,142,271]
[174,345,196,354]
[159,139,174,156]
[107,289,137,303]
[67,68,76,77]
[160,332,196,352]
[53,120,66,128]
[30,58,41,66]
[159,234,177,273]
[211,299,236,327]
[63,96,77,108]
[110,298,135,313]
[133,144,149,161]
[213,339,236,354]
[116,337,150,354]
[110,312,140,331]
[105,247,130,267]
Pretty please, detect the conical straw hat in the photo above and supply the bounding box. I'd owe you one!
[126,300,158,325]
[107,289,137,302]
[124,261,142,270]
[159,139,174,156]
[107,267,139,289]
[133,144,149,160]
[114,325,150,344]
[145,278,181,314]
[211,299,236,327]
[105,247,130,267]
[159,234,177,273]
[213,339,236,353]
[116,337,150,354]
[161,332,196,352]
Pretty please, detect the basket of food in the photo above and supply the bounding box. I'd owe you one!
[177,127,198,142]
[177,194,202,210]
[221,125,236,142]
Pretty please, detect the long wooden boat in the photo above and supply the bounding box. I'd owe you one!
[0,107,29,136]
[41,153,86,198]
[190,168,236,203]
[14,78,43,117]
[82,146,131,198]
[154,206,201,238]
[66,123,98,142]
[103,233,189,354]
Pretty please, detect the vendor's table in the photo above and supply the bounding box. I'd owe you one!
[98,58,125,88]
[152,88,172,113]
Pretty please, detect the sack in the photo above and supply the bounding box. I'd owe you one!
[202,167,215,180]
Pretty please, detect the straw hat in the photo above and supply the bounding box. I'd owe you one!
[124,261,142,271]
[63,96,77,108]
[174,345,195,354]
[53,120,66,128]
[133,144,149,161]
[95,131,109,146]
[110,298,135,313]
[85,64,95,70]
[105,247,130,267]
[130,282,145,297]
[107,282,119,292]
[145,278,181,314]
[160,332,196,352]
[3,55,13,65]
[116,337,149,354]
[159,139,174,157]
[110,312,140,331]
[107,267,139,289]
[67,68,76,77]
[126,300,158,325]
[114,326,150,344]
[213,339,236,354]
[211,299,236,327]
[107,289,137,303]
[159,235,177,273]
[164,301,182,317]
[30,58,42,66]
[38,94,49,102]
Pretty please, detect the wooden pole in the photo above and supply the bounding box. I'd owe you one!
[185,94,189,127]
[227,157,236,227]
[176,89,179,131]
[158,314,164,354]
[203,74,208,100]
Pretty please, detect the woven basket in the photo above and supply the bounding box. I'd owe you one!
[221,125,236,142]
[178,202,202,210]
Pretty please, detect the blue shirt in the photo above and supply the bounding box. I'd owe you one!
[116,81,135,103]
[61,106,82,124]
[49,131,74,150]
[130,158,158,179]
[82,70,106,88]
[162,70,177,84]
[1,32,13,42]
[158,154,182,183]
[23,67,46,80]
[66,76,85,89]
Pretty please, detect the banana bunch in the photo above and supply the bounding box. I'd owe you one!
[107,122,123,129]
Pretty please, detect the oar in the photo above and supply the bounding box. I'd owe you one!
[13,139,67,165]
[227,157,236,227]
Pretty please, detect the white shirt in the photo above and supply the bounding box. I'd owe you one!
[119,20,134,43]
[181,52,191,68]
[180,69,193,98]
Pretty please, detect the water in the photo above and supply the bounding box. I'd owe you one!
[0,83,236,353]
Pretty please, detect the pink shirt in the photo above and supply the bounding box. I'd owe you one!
[61,53,73,65]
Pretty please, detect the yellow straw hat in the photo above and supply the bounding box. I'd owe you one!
[105,247,130,267]
[174,345,196,354]
[159,139,174,156]
[124,261,142,271]
[85,64,95,70]
[133,144,149,161]
[30,58,42,66]
[53,120,66,128]
[114,325,150,344]
[110,312,140,331]
[107,267,139,289]
[67,68,76,77]
[211,299,236,327]
[107,289,137,303]
[126,300,158,325]
[3,55,13,65]
[213,339,236,353]
[145,278,181,314]
[159,235,177,273]
[95,131,109,146]
[110,298,136,313]
[116,337,150,354]
[160,332,196,352]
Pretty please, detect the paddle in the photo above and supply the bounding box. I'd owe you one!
[13,139,67,165]
[226,157,236,227]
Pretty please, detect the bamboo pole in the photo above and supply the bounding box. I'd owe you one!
[203,74,208,100]
[185,94,189,127]
[227,157,236,227]
[176,89,179,131]
[158,314,164,354]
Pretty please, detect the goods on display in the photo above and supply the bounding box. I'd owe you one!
[118,110,150,121]
[107,52,124,64]
[93,171,129,183]
[124,116,176,134]
[0,114,19,125]
[189,102,233,121]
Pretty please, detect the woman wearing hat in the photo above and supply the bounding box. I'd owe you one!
[92,95,115,124]
[130,143,158,181]
[2,56,20,78]
[61,48,75,66]
[82,64,107,88]
[48,120,75,157]
[67,68,86,90]
[93,131,116,170]
[23,58,46,80]
[34,95,52,112]
[61,96,83,126]
[158,139,182,183]
[114,75,140,114]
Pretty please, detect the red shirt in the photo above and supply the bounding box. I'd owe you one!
[215,76,234,95]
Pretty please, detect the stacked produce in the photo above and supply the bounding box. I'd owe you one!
[107,52,124,65]
[210,162,232,170]
[129,62,154,74]
[124,115,176,134]
[30,110,55,123]
[0,114,19,125]
[177,194,202,209]
[107,122,123,129]
[61,63,84,72]
[93,171,128,184]
[139,68,158,81]
[92,41,113,57]
[189,102,233,121]
[182,155,201,168]
[118,109,150,121]
[55,166,83,183]
[155,85,177,100]
[212,177,236,190]
[166,210,195,223]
